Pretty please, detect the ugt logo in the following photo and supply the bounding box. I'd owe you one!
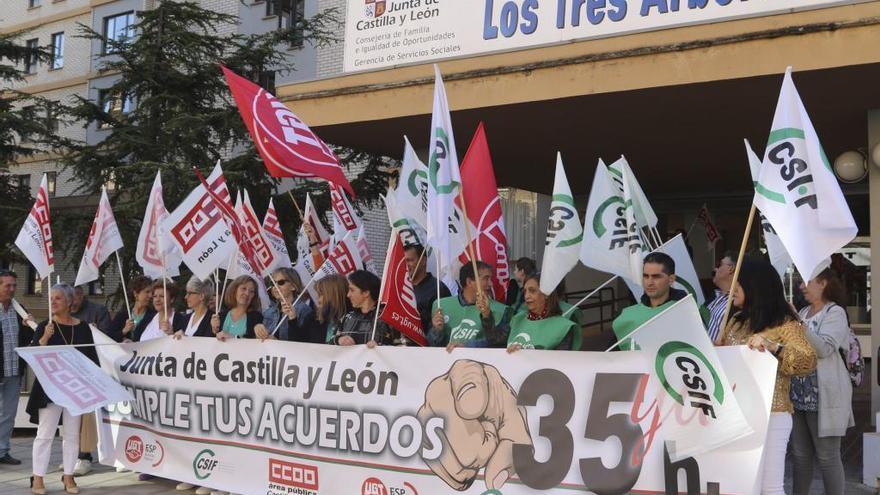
[655,341,724,419]
[365,0,387,18]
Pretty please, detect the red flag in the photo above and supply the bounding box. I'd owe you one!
[456,122,510,301]
[14,174,54,279]
[220,65,355,196]
[379,231,425,346]
[696,204,722,250]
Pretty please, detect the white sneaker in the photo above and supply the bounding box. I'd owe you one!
[73,459,92,476]
[209,491,228,495]
[176,482,196,491]
[115,465,130,473]
[194,487,212,495]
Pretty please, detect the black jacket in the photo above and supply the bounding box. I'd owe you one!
[0,304,34,379]
[176,310,216,338]
[334,308,392,345]
[284,301,325,344]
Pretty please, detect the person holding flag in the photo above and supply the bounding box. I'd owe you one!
[333,270,391,346]
[132,281,183,342]
[378,232,428,346]
[507,273,582,352]
[313,275,350,345]
[260,268,319,343]
[404,243,451,333]
[211,275,265,341]
[107,276,153,343]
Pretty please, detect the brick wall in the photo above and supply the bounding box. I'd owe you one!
[316,0,346,78]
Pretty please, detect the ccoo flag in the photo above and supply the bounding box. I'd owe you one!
[136,172,182,280]
[745,139,793,280]
[753,67,857,280]
[426,65,468,284]
[580,159,644,286]
[75,187,124,287]
[221,65,354,196]
[15,174,54,280]
[379,230,426,346]
[539,153,583,295]
[261,198,292,271]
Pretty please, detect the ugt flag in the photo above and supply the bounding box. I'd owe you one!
[456,123,510,301]
[136,171,182,280]
[162,162,236,281]
[221,65,354,196]
[753,67,857,280]
[626,295,754,461]
[539,153,582,296]
[15,174,54,279]
[261,198,292,271]
[379,231,426,346]
[580,159,643,286]
[745,139,793,280]
[75,187,124,286]
[426,65,468,284]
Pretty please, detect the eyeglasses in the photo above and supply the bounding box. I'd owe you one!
[273,279,288,286]
[186,291,200,296]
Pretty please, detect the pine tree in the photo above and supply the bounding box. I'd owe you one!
[59,1,392,299]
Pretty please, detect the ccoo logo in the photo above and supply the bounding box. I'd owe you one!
[655,341,724,419]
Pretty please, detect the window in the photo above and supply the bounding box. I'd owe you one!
[28,0,40,8]
[97,89,134,128]
[13,174,30,192]
[50,32,64,69]
[103,12,134,53]
[46,105,59,133]
[46,171,56,198]
[20,106,36,141]
[267,0,304,45]
[27,264,42,296]
[24,38,39,74]
[258,70,275,93]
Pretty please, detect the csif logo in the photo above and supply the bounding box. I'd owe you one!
[192,449,219,480]
[756,127,825,210]
[655,341,724,419]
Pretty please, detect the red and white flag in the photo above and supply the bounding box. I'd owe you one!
[294,193,331,284]
[330,182,361,247]
[379,231,425,346]
[136,171,182,280]
[311,230,363,284]
[15,174,54,280]
[262,198,292,271]
[456,122,510,301]
[75,187,124,286]
[696,204,722,251]
[161,163,236,280]
[221,65,354,196]
[227,192,271,309]
[355,225,377,274]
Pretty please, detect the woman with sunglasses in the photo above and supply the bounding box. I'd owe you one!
[257,268,319,342]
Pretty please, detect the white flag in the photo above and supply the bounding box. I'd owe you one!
[426,65,468,284]
[294,193,330,286]
[607,156,658,230]
[15,174,54,280]
[754,68,857,280]
[227,192,271,309]
[330,182,361,247]
[161,163,236,281]
[311,230,363,284]
[397,135,429,231]
[745,139,793,280]
[627,235,704,305]
[580,160,643,286]
[75,187,125,287]
[136,172,182,280]
[356,225,377,274]
[261,198,292,271]
[384,191,449,293]
[539,153,582,295]
[627,295,753,461]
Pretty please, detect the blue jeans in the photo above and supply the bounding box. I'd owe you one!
[0,375,21,457]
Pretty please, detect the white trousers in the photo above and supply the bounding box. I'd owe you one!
[32,404,81,477]
[762,412,793,494]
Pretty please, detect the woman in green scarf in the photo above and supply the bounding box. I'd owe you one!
[507,274,582,352]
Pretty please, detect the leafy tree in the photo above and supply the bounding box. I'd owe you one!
[59,1,392,304]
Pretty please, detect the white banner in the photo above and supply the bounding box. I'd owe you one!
[343,0,858,73]
[16,334,133,417]
[95,336,776,494]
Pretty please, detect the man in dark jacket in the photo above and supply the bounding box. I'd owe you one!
[403,244,451,334]
[0,270,34,465]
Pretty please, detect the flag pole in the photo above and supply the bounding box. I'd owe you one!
[270,276,314,337]
[286,190,305,221]
[561,276,617,318]
[214,268,220,313]
[716,203,756,345]
[457,190,484,300]
[219,248,237,305]
[410,248,427,282]
[161,253,169,319]
[45,275,52,325]
[114,251,132,320]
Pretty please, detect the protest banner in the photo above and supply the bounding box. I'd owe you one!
[95,337,776,494]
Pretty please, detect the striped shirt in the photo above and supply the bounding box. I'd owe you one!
[1,303,20,377]
[706,289,729,342]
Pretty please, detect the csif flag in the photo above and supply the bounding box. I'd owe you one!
[753,67,857,280]
[539,153,583,296]
[455,122,510,301]
[607,156,658,231]
[580,159,644,286]
[396,135,429,233]
[261,198,292,271]
[379,230,426,346]
[15,174,54,279]
[745,139,793,280]
[426,65,468,285]
[221,65,354,196]
[627,234,705,306]
[75,187,124,286]
[136,171,182,279]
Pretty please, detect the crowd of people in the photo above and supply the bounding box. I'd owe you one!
[0,243,857,494]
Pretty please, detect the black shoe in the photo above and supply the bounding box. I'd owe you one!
[0,453,21,465]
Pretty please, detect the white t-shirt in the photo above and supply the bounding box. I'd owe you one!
[140,312,175,341]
